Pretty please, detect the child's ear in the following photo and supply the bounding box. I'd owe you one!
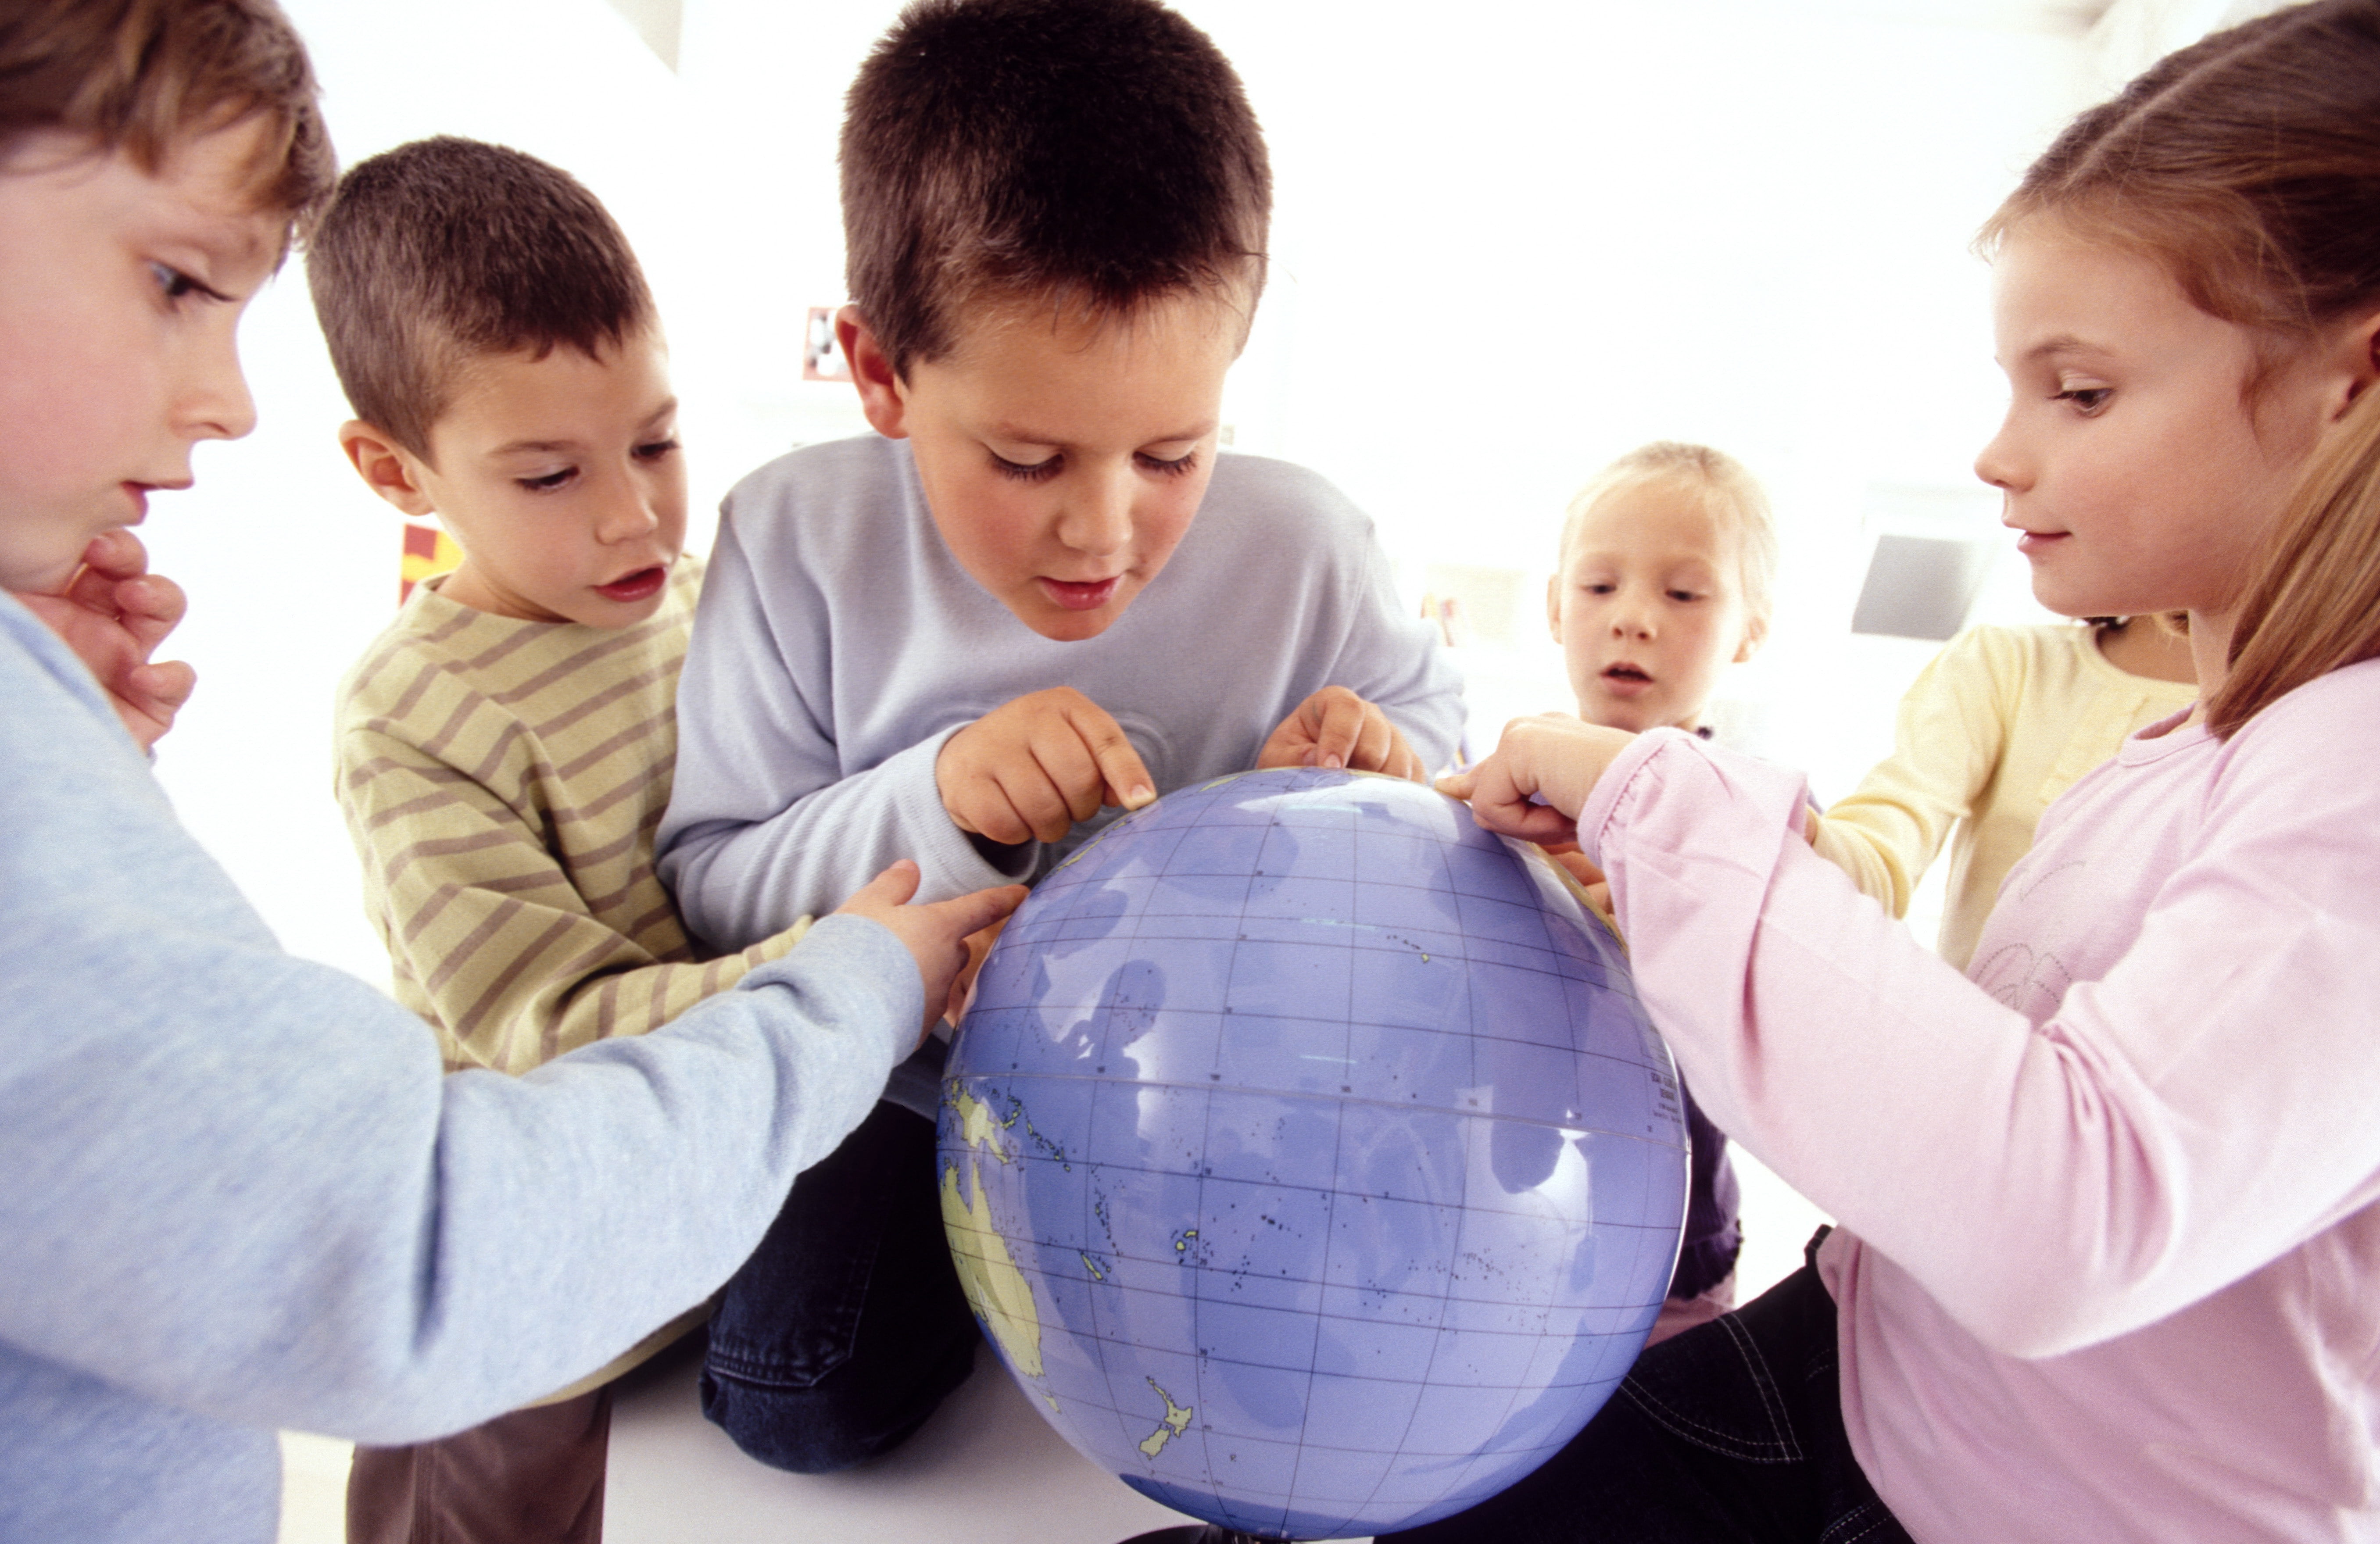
[339,422,437,518]
[1545,573,1564,644]
[836,305,911,440]
[1735,609,1769,663]
[2348,304,2380,411]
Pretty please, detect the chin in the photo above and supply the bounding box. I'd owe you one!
[1018,607,1121,643]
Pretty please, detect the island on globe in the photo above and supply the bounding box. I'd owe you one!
[937,767,1689,1541]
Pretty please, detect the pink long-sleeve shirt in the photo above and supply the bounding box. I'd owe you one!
[1579,658,2380,1544]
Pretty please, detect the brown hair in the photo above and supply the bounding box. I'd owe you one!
[1981,1,2380,369]
[1985,0,2380,731]
[840,0,1271,378]
[0,0,333,221]
[1560,442,1779,627]
[304,137,658,460]
[2207,387,2380,735]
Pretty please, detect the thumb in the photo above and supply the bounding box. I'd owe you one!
[930,883,1028,939]
[1435,768,1478,801]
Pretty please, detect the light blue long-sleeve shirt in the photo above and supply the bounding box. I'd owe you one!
[658,436,1465,950]
[0,596,920,1542]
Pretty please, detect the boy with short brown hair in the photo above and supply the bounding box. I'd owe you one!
[314,136,918,1542]
[656,0,1464,1477]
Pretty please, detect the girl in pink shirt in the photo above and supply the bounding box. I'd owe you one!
[1386,4,2380,1541]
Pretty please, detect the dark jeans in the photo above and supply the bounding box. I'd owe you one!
[1381,1231,1914,1544]
[700,1098,980,1473]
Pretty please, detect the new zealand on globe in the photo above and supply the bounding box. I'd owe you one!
[938,767,1689,1541]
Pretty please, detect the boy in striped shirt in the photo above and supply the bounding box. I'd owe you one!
[317,137,815,1544]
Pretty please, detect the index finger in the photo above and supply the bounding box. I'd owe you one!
[1063,698,1155,810]
[1304,689,1368,771]
[1449,753,1579,846]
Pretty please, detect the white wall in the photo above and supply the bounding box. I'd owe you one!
[145,1,2144,979]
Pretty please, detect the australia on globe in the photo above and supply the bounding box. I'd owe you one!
[937,766,1689,1540]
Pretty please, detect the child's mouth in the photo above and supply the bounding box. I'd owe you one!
[1602,663,1653,696]
[1038,575,1120,611]
[595,566,667,603]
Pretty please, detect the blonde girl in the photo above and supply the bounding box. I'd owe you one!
[1387,4,2380,1541]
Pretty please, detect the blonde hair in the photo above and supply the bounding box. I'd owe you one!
[2207,385,2380,736]
[1558,442,1778,625]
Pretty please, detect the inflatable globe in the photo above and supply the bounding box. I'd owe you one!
[938,768,1688,1541]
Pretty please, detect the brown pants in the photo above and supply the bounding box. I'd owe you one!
[345,1387,611,1544]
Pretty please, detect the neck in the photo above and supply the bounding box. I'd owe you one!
[2187,607,2237,711]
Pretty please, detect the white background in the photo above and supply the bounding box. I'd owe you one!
[146,0,2147,985]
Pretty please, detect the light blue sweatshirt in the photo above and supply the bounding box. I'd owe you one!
[659,437,1464,950]
[0,597,919,1542]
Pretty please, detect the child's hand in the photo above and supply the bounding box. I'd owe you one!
[835,861,1028,1042]
[1436,714,1636,846]
[1256,686,1425,781]
[937,687,1157,846]
[945,913,1012,1027]
[14,529,196,751]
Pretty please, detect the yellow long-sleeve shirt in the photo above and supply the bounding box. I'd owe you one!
[1811,623,2197,970]
[334,558,818,1400]
[333,556,805,1074]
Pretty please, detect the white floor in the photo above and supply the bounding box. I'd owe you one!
[276,1151,1830,1544]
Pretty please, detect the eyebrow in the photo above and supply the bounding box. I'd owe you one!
[988,419,1216,447]
[487,399,679,457]
[2021,333,2111,363]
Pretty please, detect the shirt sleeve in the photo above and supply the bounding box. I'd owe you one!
[1578,701,2380,1360]
[0,607,929,1445]
[1808,627,2013,914]
[338,721,806,1072]
[657,511,1027,950]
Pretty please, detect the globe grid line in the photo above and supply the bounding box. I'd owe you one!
[942,768,1689,1540]
[946,1127,1677,1318]
[1339,812,1568,1533]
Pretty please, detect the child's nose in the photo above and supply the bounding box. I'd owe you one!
[1056,465,1134,556]
[177,326,257,443]
[598,482,662,541]
[1975,410,2029,493]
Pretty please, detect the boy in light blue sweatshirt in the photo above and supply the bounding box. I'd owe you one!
[656,0,1464,1479]
[0,6,1019,1540]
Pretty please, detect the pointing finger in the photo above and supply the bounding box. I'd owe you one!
[1068,699,1154,809]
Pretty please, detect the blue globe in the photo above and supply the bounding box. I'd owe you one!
[938,768,1688,1540]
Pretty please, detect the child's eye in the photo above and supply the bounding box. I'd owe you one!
[1583,582,1616,596]
[2055,387,2112,415]
[991,450,1062,482]
[147,261,215,305]
[516,468,576,493]
[633,437,680,462]
[1137,450,1199,479]
[1668,590,1702,604]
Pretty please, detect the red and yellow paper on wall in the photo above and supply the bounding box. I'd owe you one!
[399,521,462,604]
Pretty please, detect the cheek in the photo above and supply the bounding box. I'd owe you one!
[926,471,1047,575]
[1131,473,1209,559]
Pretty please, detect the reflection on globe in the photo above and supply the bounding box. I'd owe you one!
[938,768,1688,1541]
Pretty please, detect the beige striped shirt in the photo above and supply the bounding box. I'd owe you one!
[334,557,805,1076]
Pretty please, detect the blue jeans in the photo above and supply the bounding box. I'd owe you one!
[700,1097,980,1473]
[1380,1230,1914,1544]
